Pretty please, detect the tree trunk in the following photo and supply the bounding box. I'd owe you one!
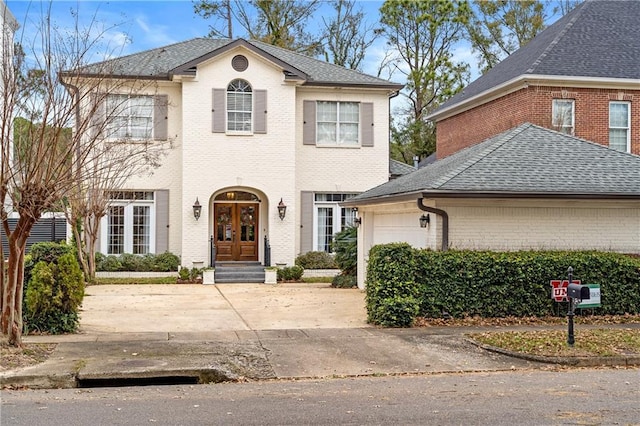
[1,216,35,346]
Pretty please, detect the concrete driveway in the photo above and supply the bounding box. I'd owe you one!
[79,283,368,333]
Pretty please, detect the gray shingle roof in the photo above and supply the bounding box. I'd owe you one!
[346,123,640,204]
[77,38,402,89]
[431,0,640,117]
[389,159,416,177]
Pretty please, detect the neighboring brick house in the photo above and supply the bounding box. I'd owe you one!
[68,38,401,277]
[341,0,640,289]
[427,0,640,158]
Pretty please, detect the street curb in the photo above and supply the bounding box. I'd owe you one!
[466,338,640,367]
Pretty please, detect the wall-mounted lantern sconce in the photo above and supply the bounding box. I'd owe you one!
[277,198,287,220]
[354,217,362,227]
[193,198,202,221]
[419,213,430,228]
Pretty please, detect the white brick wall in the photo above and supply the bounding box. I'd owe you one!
[356,198,640,288]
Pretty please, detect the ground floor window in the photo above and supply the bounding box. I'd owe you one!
[101,191,155,255]
[313,193,357,252]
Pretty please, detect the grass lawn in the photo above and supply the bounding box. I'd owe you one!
[469,328,640,357]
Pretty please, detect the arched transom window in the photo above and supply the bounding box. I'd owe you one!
[227,79,252,132]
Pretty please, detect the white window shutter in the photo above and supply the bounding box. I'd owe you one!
[212,88,226,133]
[303,100,316,145]
[361,102,374,147]
[153,95,168,140]
[254,90,267,134]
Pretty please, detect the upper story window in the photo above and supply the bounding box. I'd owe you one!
[302,100,373,147]
[609,101,630,152]
[227,79,252,132]
[317,101,360,146]
[106,95,154,139]
[552,99,574,135]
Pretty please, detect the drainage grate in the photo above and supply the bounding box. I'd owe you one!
[78,376,199,388]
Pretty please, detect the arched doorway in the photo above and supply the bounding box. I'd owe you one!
[213,191,260,262]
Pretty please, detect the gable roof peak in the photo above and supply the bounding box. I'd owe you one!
[429,0,640,120]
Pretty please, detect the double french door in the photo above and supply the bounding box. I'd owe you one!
[214,203,259,261]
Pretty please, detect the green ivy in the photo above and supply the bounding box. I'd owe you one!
[366,245,640,327]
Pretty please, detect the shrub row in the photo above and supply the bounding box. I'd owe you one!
[295,251,338,269]
[95,252,180,272]
[366,244,640,327]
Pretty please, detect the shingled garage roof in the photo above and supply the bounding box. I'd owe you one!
[343,123,640,206]
[74,38,402,89]
[428,0,640,120]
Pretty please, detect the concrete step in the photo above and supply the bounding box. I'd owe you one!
[214,262,265,283]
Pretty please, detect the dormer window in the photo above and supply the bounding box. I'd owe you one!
[227,79,252,132]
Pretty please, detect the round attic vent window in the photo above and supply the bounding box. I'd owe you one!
[232,55,249,72]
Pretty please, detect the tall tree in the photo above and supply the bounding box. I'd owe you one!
[554,0,583,16]
[1,9,170,346]
[379,0,471,162]
[466,0,547,73]
[193,0,320,54]
[193,0,233,38]
[321,0,379,71]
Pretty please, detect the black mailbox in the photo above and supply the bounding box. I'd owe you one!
[567,283,590,300]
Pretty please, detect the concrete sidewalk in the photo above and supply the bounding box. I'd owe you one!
[2,283,639,389]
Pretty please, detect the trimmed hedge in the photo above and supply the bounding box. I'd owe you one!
[95,251,180,272]
[366,244,640,327]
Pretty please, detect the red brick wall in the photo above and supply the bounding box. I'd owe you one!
[436,86,640,158]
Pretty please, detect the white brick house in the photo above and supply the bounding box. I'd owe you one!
[71,38,402,272]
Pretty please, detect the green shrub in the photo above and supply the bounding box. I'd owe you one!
[119,253,146,272]
[25,241,76,285]
[94,252,106,269]
[332,226,357,277]
[331,274,357,288]
[189,267,202,281]
[95,252,181,272]
[295,251,338,269]
[28,241,75,264]
[365,243,419,326]
[152,252,180,272]
[98,255,123,272]
[372,295,419,327]
[178,267,191,281]
[366,245,640,327]
[277,265,304,281]
[24,252,84,334]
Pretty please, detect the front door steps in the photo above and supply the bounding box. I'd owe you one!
[213,261,265,283]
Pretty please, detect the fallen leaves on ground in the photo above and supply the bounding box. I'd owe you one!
[0,342,56,372]
[415,314,640,328]
[468,328,640,358]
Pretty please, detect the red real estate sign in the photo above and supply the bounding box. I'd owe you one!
[550,279,581,302]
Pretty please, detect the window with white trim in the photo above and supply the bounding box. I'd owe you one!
[101,191,155,255]
[313,193,358,252]
[609,101,630,152]
[317,101,359,146]
[552,99,574,135]
[227,79,252,132]
[106,95,154,139]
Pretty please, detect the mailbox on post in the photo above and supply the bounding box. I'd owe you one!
[567,283,590,300]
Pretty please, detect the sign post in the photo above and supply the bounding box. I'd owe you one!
[566,267,576,346]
